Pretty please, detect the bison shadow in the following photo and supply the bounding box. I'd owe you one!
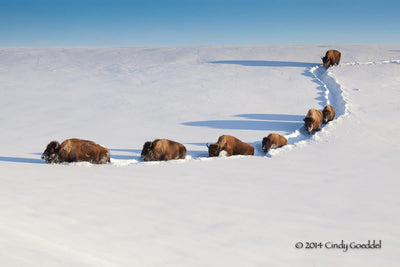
[233,114,304,121]
[209,60,318,68]
[187,150,209,158]
[0,156,45,164]
[109,148,142,160]
[182,113,304,133]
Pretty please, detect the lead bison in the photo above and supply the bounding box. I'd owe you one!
[141,139,186,161]
[207,135,254,157]
[304,109,323,133]
[322,49,341,68]
[41,138,110,164]
[262,133,287,152]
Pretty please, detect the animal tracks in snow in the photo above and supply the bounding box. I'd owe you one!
[108,60,399,166]
[268,59,400,157]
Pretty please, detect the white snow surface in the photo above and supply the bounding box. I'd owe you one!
[0,45,399,266]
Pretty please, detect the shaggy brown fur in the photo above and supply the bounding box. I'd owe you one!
[304,109,323,133]
[322,49,341,68]
[42,138,110,164]
[207,135,254,157]
[262,133,287,152]
[141,139,186,161]
[322,105,336,123]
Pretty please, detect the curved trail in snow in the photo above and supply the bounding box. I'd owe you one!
[108,59,400,166]
[267,63,349,157]
[268,59,400,157]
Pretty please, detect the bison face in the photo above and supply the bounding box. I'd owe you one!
[41,141,61,163]
[304,117,315,133]
[262,137,272,152]
[207,144,221,157]
[322,110,331,123]
[322,56,330,68]
[141,141,155,161]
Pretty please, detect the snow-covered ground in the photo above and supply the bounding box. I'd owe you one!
[0,45,399,266]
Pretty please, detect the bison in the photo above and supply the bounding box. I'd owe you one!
[262,133,287,152]
[41,138,110,164]
[322,49,341,68]
[207,135,254,157]
[304,109,323,133]
[322,104,336,123]
[141,139,186,161]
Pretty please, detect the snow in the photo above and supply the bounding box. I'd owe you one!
[0,45,399,266]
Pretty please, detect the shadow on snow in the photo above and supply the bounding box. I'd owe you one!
[0,156,45,164]
[109,148,142,161]
[209,60,318,68]
[182,113,304,133]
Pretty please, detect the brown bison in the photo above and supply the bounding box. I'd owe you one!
[41,138,110,164]
[322,105,336,123]
[141,139,186,161]
[322,49,341,68]
[262,133,287,152]
[304,109,323,133]
[207,135,254,157]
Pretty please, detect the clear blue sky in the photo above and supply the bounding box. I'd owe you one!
[0,0,399,46]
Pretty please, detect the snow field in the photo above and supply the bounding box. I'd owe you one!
[1,45,400,266]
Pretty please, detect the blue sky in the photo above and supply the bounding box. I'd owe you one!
[0,0,399,46]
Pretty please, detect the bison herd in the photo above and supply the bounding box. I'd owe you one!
[41,50,340,164]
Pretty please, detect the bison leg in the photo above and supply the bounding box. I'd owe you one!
[160,154,170,161]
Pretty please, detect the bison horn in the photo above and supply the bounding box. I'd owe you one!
[206,143,209,148]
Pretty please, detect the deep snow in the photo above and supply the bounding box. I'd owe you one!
[0,45,399,266]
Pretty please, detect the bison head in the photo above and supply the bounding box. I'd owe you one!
[322,109,332,123]
[207,143,222,157]
[262,137,272,152]
[322,56,330,68]
[304,117,315,133]
[41,141,61,163]
[141,141,155,161]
